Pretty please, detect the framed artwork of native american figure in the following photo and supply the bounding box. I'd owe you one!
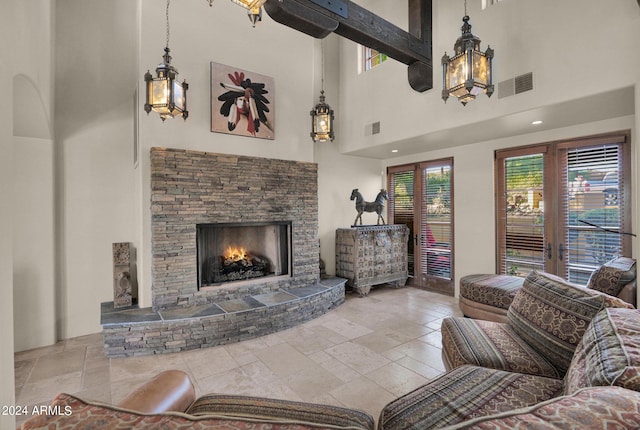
[211,62,275,140]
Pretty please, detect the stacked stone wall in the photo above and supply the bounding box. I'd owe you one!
[151,148,319,310]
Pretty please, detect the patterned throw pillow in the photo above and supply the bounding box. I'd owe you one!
[587,257,636,297]
[564,307,640,395]
[507,271,632,375]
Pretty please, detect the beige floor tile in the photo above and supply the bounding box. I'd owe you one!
[73,384,113,405]
[307,350,332,364]
[283,365,344,401]
[64,333,104,351]
[81,364,110,391]
[395,355,444,380]
[14,342,65,362]
[325,342,390,374]
[253,343,318,378]
[389,340,446,372]
[242,360,306,400]
[319,357,362,383]
[351,330,405,353]
[317,316,373,340]
[109,352,189,383]
[14,358,35,389]
[182,346,238,380]
[224,340,264,366]
[308,393,345,408]
[28,348,86,382]
[364,362,428,397]
[17,370,83,406]
[195,367,258,396]
[110,375,156,404]
[419,330,443,348]
[308,325,350,345]
[330,375,396,420]
[277,326,338,355]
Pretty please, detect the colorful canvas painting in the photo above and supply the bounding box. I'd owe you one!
[211,62,275,140]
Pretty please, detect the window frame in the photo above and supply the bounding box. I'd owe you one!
[495,131,632,281]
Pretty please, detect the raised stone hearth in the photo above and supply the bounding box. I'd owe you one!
[101,278,345,357]
[101,148,342,357]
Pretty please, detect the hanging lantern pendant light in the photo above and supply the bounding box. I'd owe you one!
[442,0,494,105]
[144,0,189,121]
[310,40,335,142]
[311,90,334,142]
[228,0,266,26]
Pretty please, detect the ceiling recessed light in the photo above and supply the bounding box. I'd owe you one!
[531,120,543,125]
[391,149,399,153]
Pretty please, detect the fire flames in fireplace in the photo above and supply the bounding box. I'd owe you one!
[224,245,249,265]
[207,244,269,283]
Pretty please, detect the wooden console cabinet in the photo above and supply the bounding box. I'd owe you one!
[335,225,409,296]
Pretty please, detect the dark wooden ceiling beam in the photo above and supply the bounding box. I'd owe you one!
[264,0,433,92]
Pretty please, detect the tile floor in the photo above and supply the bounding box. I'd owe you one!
[14,285,462,427]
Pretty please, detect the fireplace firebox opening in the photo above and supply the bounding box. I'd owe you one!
[197,221,292,288]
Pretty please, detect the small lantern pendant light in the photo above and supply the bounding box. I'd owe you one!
[229,0,266,27]
[442,0,494,105]
[310,40,335,142]
[144,0,189,121]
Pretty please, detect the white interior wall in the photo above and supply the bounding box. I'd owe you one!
[12,0,57,352]
[55,0,138,338]
[13,137,56,351]
[2,0,16,426]
[339,0,640,155]
[314,35,385,275]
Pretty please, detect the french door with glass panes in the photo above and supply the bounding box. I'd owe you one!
[496,132,631,283]
[388,158,454,294]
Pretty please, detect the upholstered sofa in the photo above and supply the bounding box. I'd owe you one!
[378,270,640,429]
[19,369,376,429]
[459,257,637,323]
[20,271,640,430]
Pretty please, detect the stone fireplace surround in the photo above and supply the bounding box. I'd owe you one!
[101,148,345,357]
[150,147,319,309]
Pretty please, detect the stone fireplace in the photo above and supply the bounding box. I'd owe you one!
[150,147,319,310]
[101,148,344,357]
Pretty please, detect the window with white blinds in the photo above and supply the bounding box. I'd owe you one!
[498,152,545,276]
[389,169,415,276]
[421,164,452,279]
[560,142,629,284]
[496,132,632,283]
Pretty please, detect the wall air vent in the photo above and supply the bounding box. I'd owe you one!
[498,72,534,99]
[365,121,381,136]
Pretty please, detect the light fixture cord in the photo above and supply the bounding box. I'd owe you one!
[165,0,171,49]
[320,39,325,93]
[464,0,467,16]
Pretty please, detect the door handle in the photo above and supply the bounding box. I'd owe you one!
[546,243,552,260]
[558,243,564,261]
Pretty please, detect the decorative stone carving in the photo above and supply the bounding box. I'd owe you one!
[113,242,134,308]
[335,225,409,296]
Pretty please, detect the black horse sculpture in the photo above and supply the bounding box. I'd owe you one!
[350,188,388,226]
